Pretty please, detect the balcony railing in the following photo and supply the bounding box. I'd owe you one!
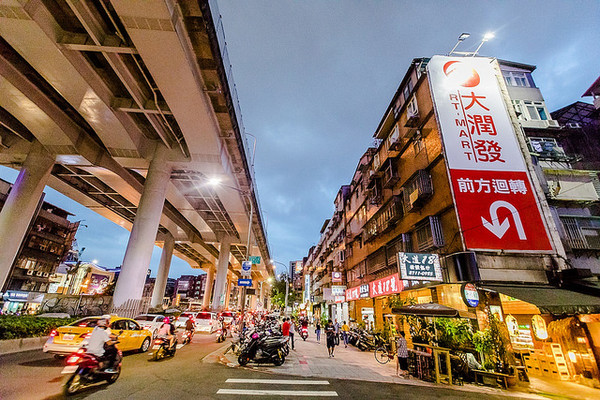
[560,215,600,250]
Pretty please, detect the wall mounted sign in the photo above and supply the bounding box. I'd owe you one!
[359,284,370,298]
[368,273,403,298]
[332,271,343,283]
[241,261,252,277]
[427,56,552,252]
[398,253,443,281]
[331,285,346,296]
[237,278,252,287]
[461,282,480,307]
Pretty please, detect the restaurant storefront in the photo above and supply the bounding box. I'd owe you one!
[479,284,600,387]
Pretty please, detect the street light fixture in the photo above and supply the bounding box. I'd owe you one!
[449,32,470,55]
[472,32,495,57]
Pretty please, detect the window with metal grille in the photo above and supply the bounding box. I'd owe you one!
[415,216,445,251]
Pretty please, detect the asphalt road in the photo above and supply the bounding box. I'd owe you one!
[0,335,516,400]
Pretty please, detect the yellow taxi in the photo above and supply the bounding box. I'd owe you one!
[43,315,153,355]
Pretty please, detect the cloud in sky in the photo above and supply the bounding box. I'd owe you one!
[2,1,599,279]
[217,0,600,268]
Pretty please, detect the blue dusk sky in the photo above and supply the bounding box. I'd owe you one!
[1,0,598,278]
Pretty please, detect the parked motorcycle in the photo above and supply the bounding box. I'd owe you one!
[62,343,122,396]
[237,332,286,366]
[150,336,177,360]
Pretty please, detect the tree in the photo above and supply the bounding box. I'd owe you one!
[270,274,296,309]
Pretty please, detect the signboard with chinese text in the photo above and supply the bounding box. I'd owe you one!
[461,282,480,307]
[398,252,443,281]
[345,286,360,301]
[427,56,552,252]
[249,256,261,264]
[359,284,370,298]
[331,285,346,296]
[332,271,342,283]
[304,275,311,302]
[368,273,404,298]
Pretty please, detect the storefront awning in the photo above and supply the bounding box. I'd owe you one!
[481,284,600,315]
[392,303,461,317]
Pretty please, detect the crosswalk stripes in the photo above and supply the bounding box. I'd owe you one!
[217,378,338,397]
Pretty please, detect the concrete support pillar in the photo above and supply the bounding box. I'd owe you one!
[0,141,54,291]
[112,145,171,308]
[224,277,232,309]
[211,238,231,311]
[151,232,174,308]
[259,282,265,310]
[202,268,215,309]
[249,286,257,310]
[237,285,244,309]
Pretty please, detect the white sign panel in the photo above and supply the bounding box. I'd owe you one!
[427,56,552,252]
[427,56,526,172]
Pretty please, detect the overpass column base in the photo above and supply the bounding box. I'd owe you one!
[202,268,215,309]
[112,144,171,309]
[211,238,231,311]
[151,232,174,308]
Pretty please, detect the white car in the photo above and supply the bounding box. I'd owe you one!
[194,311,218,333]
[174,311,198,330]
[134,314,166,338]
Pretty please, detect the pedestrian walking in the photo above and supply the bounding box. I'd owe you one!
[341,321,350,347]
[396,331,409,377]
[289,316,296,350]
[325,319,336,357]
[315,322,321,343]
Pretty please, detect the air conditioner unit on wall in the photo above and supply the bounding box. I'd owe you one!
[26,270,33,276]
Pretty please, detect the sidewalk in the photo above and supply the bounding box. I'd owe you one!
[221,332,542,399]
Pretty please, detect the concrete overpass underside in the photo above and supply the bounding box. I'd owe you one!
[0,0,272,311]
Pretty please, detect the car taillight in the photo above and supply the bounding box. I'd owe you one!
[50,330,57,337]
[80,333,92,339]
[154,339,162,344]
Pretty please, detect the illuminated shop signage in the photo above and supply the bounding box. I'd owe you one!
[332,271,343,283]
[345,284,370,301]
[461,283,480,307]
[369,273,403,298]
[398,252,443,281]
[427,56,552,252]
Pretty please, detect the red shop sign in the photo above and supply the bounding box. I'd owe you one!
[369,273,404,298]
[345,286,361,302]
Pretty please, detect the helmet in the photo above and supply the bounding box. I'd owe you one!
[98,314,111,326]
[164,317,170,324]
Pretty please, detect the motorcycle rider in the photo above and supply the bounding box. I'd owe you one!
[86,314,118,372]
[157,316,176,349]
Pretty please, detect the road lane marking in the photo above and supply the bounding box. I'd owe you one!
[225,379,329,385]
[217,389,338,396]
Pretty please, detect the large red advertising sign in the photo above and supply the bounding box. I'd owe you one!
[427,56,552,252]
[369,273,404,298]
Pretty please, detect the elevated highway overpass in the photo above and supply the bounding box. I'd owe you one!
[0,0,272,311]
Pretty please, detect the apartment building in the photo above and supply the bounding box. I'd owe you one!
[303,56,600,356]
